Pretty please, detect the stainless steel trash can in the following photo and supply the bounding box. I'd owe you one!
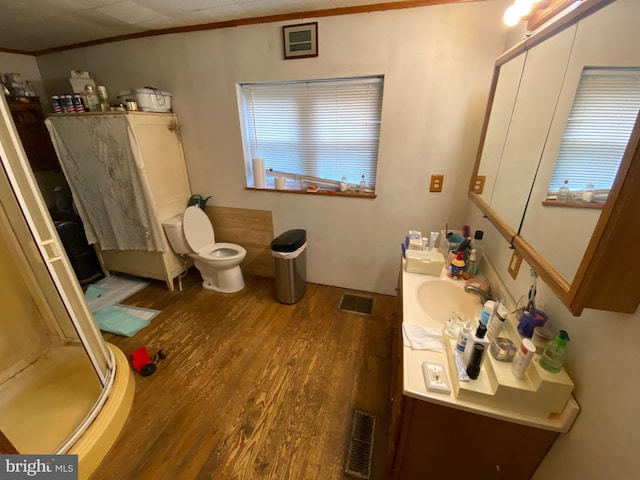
[271,229,307,304]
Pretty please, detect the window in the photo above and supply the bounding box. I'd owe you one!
[238,76,384,193]
[547,67,640,202]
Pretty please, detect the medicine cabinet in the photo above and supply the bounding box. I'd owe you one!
[469,0,640,315]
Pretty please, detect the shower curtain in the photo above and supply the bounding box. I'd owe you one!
[46,115,168,252]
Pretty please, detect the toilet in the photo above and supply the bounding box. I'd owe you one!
[162,206,246,293]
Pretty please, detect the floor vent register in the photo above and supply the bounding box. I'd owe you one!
[339,294,374,315]
[344,410,376,479]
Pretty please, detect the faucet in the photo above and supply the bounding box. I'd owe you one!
[464,284,493,304]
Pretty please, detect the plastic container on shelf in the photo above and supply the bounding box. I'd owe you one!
[116,88,172,112]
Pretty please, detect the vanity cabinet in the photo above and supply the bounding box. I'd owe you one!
[470,0,640,315]
[388,270,558,479]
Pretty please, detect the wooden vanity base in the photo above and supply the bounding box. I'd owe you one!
[390,396,558,479]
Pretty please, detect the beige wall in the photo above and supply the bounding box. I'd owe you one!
[35,1,509,296]
[466,204,640,479]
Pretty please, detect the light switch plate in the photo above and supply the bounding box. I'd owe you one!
[508,249,523,279]
[430,174,444,192]
[423,362,451,393]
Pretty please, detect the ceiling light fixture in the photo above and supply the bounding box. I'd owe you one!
[503,0,543,27]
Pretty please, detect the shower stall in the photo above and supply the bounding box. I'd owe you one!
[0,95,133,476]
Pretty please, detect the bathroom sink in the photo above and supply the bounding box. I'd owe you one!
[415,279,481,324]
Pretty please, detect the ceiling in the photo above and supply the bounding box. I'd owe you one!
[0,0,424,54]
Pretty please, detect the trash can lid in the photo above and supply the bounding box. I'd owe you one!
[271,229,306,252]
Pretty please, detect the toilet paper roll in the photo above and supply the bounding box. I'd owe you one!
[274,176,286,190]
[252,157,265,189]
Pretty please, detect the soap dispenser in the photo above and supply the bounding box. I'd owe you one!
[539,330,570,373]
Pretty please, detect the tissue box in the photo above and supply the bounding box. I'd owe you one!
[405,249,445,276]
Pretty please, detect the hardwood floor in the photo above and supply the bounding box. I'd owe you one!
[93,270,395,480]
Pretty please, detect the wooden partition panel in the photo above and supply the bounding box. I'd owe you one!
[205,206,274,277]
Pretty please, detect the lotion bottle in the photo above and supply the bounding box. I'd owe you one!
[462,322,489,367]
[455,321,473,354]
[511,338,536,379]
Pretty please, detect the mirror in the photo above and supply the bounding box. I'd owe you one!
[489,25,576,234]
[519,0,640,284]
[474,51,525,213]
[470,0,640,314]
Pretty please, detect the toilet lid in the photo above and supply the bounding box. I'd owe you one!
[183,206,215,252]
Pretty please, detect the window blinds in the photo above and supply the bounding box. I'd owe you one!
[549,68,640,195]
[240,76,383,189]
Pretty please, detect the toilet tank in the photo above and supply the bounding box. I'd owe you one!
[162,214,191,254]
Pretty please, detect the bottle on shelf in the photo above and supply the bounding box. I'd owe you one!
[448,251,465,279]
[539,330,570,373]
[83,84,99,112]
[582,183,595,202]
[359,175,366,193]
[472,230,484,275]
[455,321,473,354]
[557,179,570,202]
[511,338,536,379]
[462,248,477,280]
[462,322,489,367]
[97,85,110,111]
[466,343,485,380]
[340,176,348,192]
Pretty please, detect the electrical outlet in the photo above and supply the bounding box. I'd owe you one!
[472,175,486,194]
[430,174,444,192]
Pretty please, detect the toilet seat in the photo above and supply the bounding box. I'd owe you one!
[183,206,216,252]
[198,242,246,261]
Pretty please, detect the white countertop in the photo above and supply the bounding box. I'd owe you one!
[401,262,580,433]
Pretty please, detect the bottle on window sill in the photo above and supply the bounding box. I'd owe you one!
[359,175,366,193]
[557,180,570,202]
[582,183,594,202]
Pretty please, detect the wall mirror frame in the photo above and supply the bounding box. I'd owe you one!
[469,0,640,316]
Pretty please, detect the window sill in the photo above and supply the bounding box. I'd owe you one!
[245,187,376,198]
[542,199,604,209]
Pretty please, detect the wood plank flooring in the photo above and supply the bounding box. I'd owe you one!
[92,270,395,480]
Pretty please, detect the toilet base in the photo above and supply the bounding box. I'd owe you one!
[197,263,245,293]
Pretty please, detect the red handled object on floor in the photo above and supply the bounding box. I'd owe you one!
[131,346,162,376]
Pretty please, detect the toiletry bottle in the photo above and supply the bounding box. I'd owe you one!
[359,175,366,193]
[557,180,570,202]
[472,230,484,276]
[463,249,477,280]
[84,84,99,111]
[97,85,110,111]
[448,251,465,279]
[462,323,489,367]
[485,300,505,341]
[466,344,485,380]
[582,183,594,202]
[511,338,536,379]
[455,321,473,354]
[539,330,570,373]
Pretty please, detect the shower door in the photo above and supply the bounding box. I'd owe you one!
[0,95,115,454]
